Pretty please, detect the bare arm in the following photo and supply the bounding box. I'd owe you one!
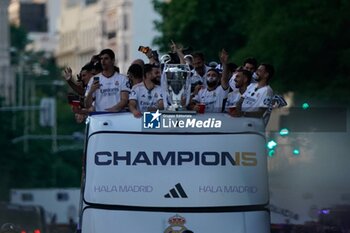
[67,79,85,96]
[84,91,94,109]
[145,49,159,65]
[72,105,94,115]
[233,97,266,118]
[128,99,142,118]
[232,97,244,117]
[171,40,185,64]
[63,67,85,96]
[157,99,164,110]
[187,85,203,110]
[219,49,229,90]
[84,81,99,109]
[106,91,129,112]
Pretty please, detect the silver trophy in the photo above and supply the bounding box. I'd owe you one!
[161,58,191,111]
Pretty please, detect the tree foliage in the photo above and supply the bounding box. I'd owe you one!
[10,24,28,52]
[153,0,350,104]
[153,0,247,61]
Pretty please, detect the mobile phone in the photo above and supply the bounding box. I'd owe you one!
[138,46,150,54]
[93,76,99,82]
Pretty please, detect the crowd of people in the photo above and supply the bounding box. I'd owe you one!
[63,42,277,123]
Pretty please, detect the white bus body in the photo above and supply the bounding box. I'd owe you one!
[80,112,270,233]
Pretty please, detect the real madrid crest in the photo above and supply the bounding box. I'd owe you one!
[163,214,193,233]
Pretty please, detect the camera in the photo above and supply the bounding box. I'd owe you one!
[138,46,150,54]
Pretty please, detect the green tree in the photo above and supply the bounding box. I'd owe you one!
[10,24,28,52]
[235,0,350,103]
[152,0,350,104]
[0,112,22,200]
[153,0,247,61]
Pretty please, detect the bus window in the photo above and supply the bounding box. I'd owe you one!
[21,193,33,202]
[56,193,69,201]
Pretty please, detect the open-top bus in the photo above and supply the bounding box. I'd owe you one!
[78,111,270,233]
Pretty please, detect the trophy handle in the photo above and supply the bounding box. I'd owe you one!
[184,54,193,66]
[160,54,171,64]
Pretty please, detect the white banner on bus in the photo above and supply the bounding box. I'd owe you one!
[84,133,268,207]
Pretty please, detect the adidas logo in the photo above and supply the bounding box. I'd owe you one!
[164,183,188,198]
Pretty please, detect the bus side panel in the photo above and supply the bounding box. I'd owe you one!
[84,133,268,207]
[244,210,271,232]
[81,208,270,233]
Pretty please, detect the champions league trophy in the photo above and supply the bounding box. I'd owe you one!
[161,54,192,111]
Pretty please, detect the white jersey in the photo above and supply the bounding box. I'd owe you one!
[129,82,163,112]
[160,65,209,108]
[229,73,239,92]
[193,85,229,112]
[189,65,210,91]
[86,72,130,112]
[225,88,242,111]
[242,83,273,112]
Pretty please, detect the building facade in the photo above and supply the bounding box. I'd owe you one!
[8,0,61,53]
[55,0,159,75]
[0,0,15,106]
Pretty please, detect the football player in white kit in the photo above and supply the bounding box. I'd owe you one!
[189,52,210,93]
[189,67,229,112]
[85,49,130,112]
[218,51,252,115]
[225,68,252,116]
[234,63,274,118]
[129,64,164,118]
[189,50,230,112]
